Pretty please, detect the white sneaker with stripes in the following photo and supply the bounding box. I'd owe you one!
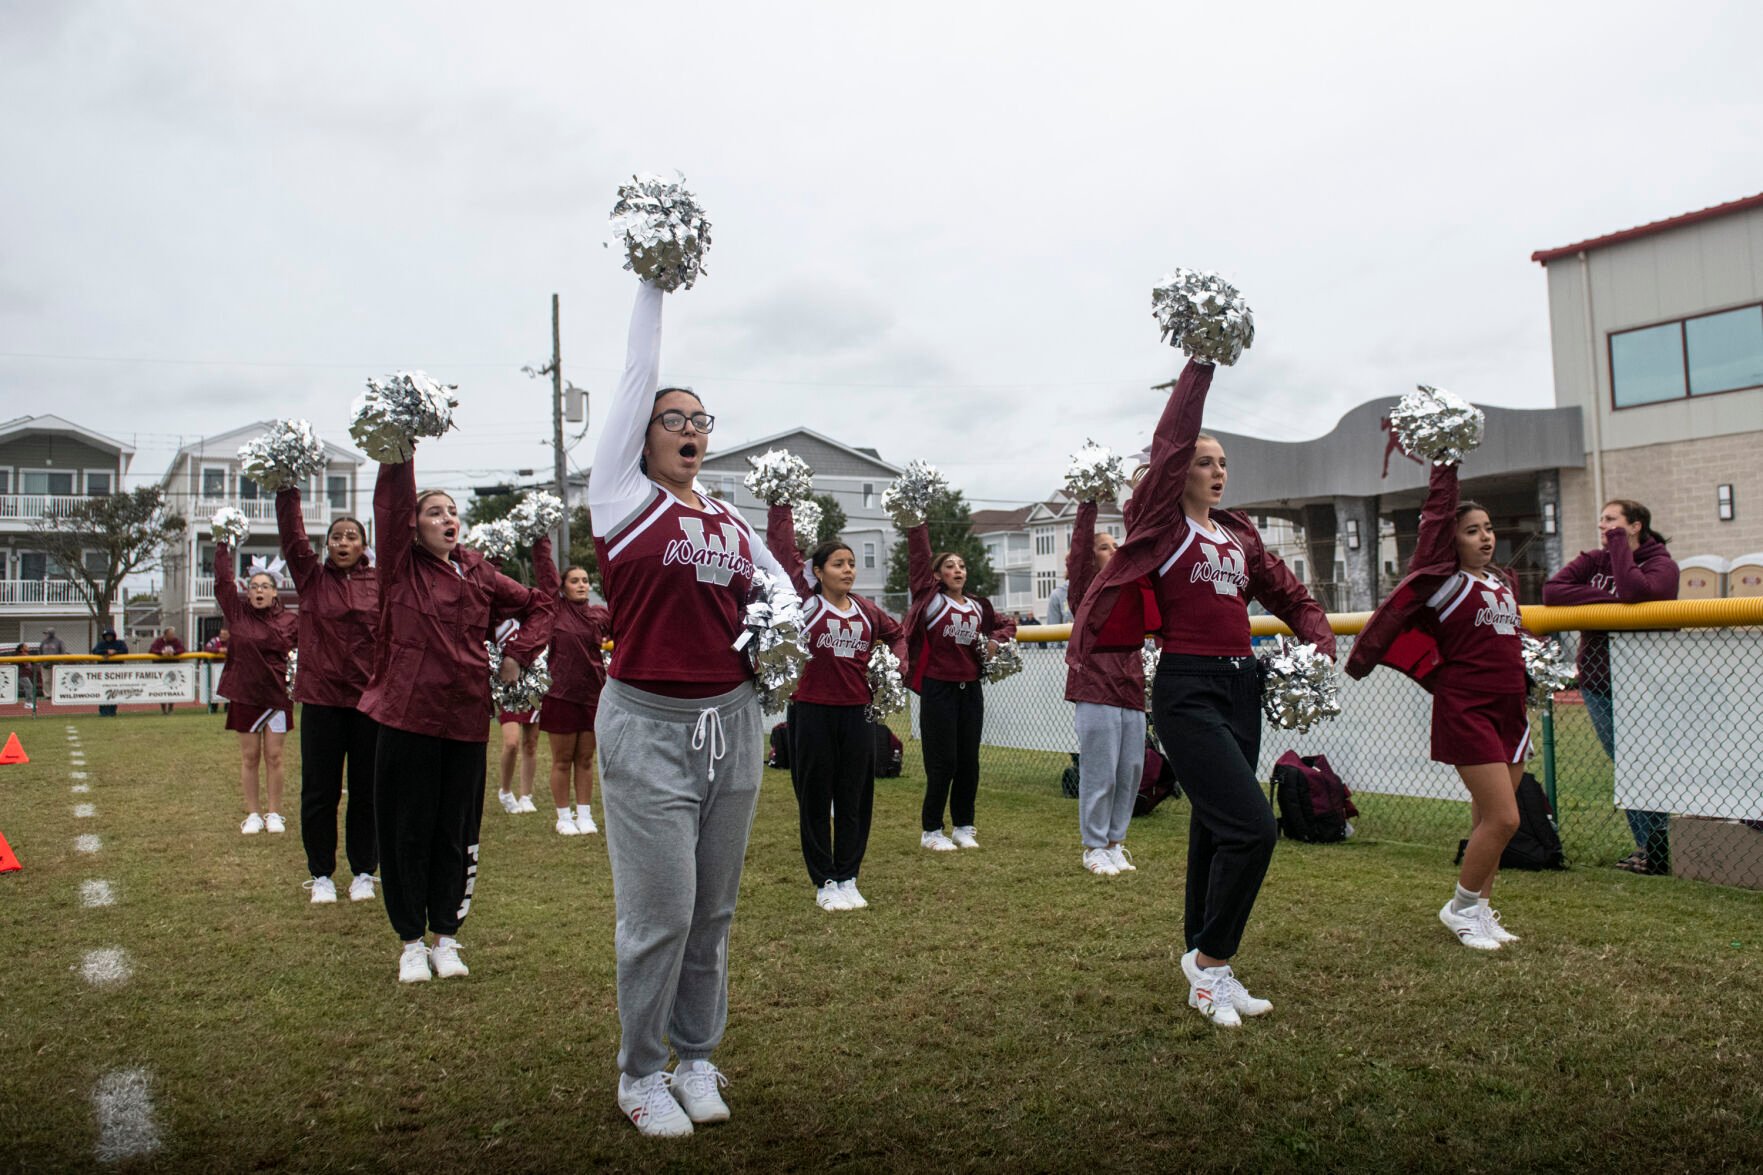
[1440,902,1502,950]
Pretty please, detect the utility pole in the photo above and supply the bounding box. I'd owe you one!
[551,293,569,573]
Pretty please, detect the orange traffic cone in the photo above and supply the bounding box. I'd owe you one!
[0,733,26,765]
[0,830,19,872]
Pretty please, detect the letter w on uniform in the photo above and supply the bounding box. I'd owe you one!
[1190,542,1245,597]
[674,518,745,585]
[823,618,862,658]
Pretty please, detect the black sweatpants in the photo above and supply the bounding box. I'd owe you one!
[299,703,380,879]
[1151,655,1276,961]
[374,726,486,941]
[789,701,876,885]
[920,676,983,831]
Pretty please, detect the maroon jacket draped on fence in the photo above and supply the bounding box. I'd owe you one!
[1068,359,1334,664]
[356,459,554,742]
[531,535,610,706]
[276,487,379,709]
[213,541,297,711]
[1062,499,1144,709]
[901,520,1017,692]
[1541,529,1678,691]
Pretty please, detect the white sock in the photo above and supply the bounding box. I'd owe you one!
[557,807,572,820]
[576,805,592,819]
[1452,883,1480,914]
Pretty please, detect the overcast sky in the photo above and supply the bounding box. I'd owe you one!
[4,1,1760,510]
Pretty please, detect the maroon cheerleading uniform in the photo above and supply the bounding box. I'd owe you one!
[213,541,297,733]
[531,535,611,734]
[1063,499,1141,711]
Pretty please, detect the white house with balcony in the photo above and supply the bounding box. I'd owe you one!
[159,423,366,644]
[1023,493,1127,621]
[970,505,1039,620]
[0,415,136,649]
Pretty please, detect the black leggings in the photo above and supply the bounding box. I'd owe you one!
[374,727,485,941]
[789,701,875,885]
[920,677,983,831]
[299,703,379,879]
[1151,655,1275,960]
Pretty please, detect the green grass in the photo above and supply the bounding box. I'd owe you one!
[3,712,1762,1172]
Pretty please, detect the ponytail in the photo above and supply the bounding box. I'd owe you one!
[1606,498,1669,547]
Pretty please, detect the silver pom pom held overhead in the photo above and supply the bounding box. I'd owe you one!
[734,567,810,710]
[1151,268,1256,366]
[508,491,566,545]
[210,507,250,546]
[743,449,815,507]
[864,644,910,724]
[1521,635,1577,710]
[1257,637,1342,734]
[607,173,713,293]
[349,371,459,464]
[1389,385,1486,466]
[237,420,327,494]
[979,638,1025,684]
[880,460,949,530]
[485,643,552,714]
[1063,440,1128,504]
[462,518,522,563]
[791,498,823,548]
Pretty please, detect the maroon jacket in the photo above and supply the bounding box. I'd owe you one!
[1069,360,1334,665]
[766,504,909,704]
[357,459,554,742]
[531,535,610,706]
[148,636,186,657]
[1542,529,1678,692]
[1346,462,1516,688]
[276,487,380,709]
[902,521,1017,692]
[213,541,297,711]
[1063,499,1144,709]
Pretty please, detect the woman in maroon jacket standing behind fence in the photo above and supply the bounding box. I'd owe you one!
[148,628,186,715]
[531,534,611,837]
[277,488,381,905]
[1070,359,1334,1028]
[214,543,298,837]
[356,451,553,984]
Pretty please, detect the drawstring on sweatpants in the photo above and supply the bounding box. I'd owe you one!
[692,706,727,782]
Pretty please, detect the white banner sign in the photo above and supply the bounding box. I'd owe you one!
[52,663,200,704]
[1613,630,1763,820]
[0,665,15,705]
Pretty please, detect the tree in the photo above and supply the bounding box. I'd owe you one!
[883,488,999,599]
[28,487,187,637]
[463,492,533,584]
[803,491,847,550]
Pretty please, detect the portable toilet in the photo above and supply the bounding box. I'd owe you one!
[1727,552,1763,598]
[1678,555,1727,600]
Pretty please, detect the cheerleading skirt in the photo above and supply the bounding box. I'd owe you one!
[1430,687,1530,767]
[226,703,292,734]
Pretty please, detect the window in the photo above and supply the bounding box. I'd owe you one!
[1294,559,1306,583]
[20,552,47,580]
[1611,322,1686,406]
[0,470,8,493]
[239,475,262,501]
[1035,570,1056,599]
[21,470,75,495]
[83,550,107,576]
[85,471,112,496]
[863,483,875,509]
[1611,303,1763,408]
[202,467,227,498]
[863,542,876,570]
[1033,529,1055,557]
[719,476,736,500]
[327,475,348,509]
[1687,306,1763,395]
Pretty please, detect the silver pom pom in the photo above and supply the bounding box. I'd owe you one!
[508,490,566,545]
[285,648,298,700]
[791,498,823,548]
[1388,385,1485,466]
[881,460,948,529]
[743,448,814,506]
[864,643,909,723]
[607,173,713,293]
[979,638,1024,684]
[211,507,250,546]
[1257,637,1342,734]
[1142,645,1159,714]
[735,567,810,710]
[1151,268,1256,366]
[1522,635,1577,709]
[1063,440,1128,504]
[349,371,459,463]
[238,420,327,494]
[463,518,522,563]
[485,642,552,713]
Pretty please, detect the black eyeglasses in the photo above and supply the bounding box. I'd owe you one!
[649,409,715,434]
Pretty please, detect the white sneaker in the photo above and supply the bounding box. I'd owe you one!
[921,830,958,852]
[951,825,980,849]
[617,1072,693,1137]
[240,812,265,835]
[1180,949,1243,1028]
[1083,848,1119,876]
[816,880,851,911]
[348,873,377,902]
[498,790,520,814]
[1477,902,1520,943]
[430,935,469,978]
[838,878,868,909]
[1108,845,1137,872]
[672,1059,730,1124]
[304,876,337,904]
[264,812,286,834]
[556,814,582,836]
[517,795,538,813]
[1217,970,1273,1017]
[1440,901,1502,951]
[575,807,598,835]
[398,941,431,984]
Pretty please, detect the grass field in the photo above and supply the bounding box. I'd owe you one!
[4,711,1762,1172]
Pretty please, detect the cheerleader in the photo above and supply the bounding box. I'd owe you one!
[213,542,298,837]
[1543,499,1678,874]
[276,489,380,904]
[766,502,908,911]
[493,624,543,818]
[902,517,1017,851]
[356,451,553,984]
[589,280,795,1137]
[1063,499,1144,877]
[1069,360,1334,1027]
[1348,461,1527,951]
[530,534,611,838]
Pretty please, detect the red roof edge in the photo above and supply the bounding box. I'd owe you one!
[1530,191,1763,265]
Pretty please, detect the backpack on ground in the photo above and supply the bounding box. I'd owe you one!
[872,722,904,778]
[1134,743,1181,817]
[1455,773,1567,871]
[1060,753,1080,799]
[1269,751,1358,843]
[768,722,790,770]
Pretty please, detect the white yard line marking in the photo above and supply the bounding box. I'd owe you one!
[80,947,133,987]
[71,771,89,779]
[75,834,102,854]
[81,880,116,907]
[93,1068,161,1162]
[74,803,96,818]
[72,784,90,794]
[68,734,80,741]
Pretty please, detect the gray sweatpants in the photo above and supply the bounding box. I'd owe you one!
[1075,702,1143,849]
[597,679,763,1077]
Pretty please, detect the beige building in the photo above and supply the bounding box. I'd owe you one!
[1534,192,1763,563]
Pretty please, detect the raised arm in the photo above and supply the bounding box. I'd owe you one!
[765,504,811,598]
[213,541,241,624]
[374,458,417,577]
[907,522,935,603]
[1066,499,1100,608]
[275,486,320,590]
[589,282,665,535]
[1607,530,1679,602]
[1409,462,1460,571]
[1542,550,1608,606]
[532,535,559,595]
[1124,360,1214,542]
